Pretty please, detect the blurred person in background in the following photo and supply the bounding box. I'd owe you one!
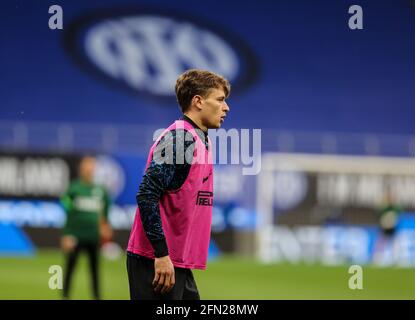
[126,69,230,300]
[373,187,402,266]
[60,155,113,300]
[379,189,402,237]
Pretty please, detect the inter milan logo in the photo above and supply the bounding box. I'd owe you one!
[64,7,257,100]
[196,191,213,206]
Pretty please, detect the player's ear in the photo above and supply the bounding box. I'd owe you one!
[192,95,203,111]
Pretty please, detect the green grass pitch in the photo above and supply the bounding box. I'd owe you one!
[0,249,414,299]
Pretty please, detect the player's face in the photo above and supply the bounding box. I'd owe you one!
[79,157,96,183]
[201,87,230,129]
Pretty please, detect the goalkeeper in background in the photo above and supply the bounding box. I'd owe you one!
[60,155,112,300]
[373,187,402,265]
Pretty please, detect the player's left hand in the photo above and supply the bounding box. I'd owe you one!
[153,255,175,294]
[100,222,113,242]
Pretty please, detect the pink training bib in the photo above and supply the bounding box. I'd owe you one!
[127,120,213,270]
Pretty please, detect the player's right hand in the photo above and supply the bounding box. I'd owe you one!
[61,235,77,253]
[153,255,175,294]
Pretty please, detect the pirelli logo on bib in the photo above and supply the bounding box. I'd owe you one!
[196,191,213,206]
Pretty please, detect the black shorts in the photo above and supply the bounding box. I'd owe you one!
[126,252,200,300]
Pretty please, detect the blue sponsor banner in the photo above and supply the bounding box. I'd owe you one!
[0,223,35,256]
[0,200,66,228]
[0,199,137,231]
[208,239,221,261]
[323,214,415,266]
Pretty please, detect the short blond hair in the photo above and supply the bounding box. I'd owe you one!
[175,69,231,113]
